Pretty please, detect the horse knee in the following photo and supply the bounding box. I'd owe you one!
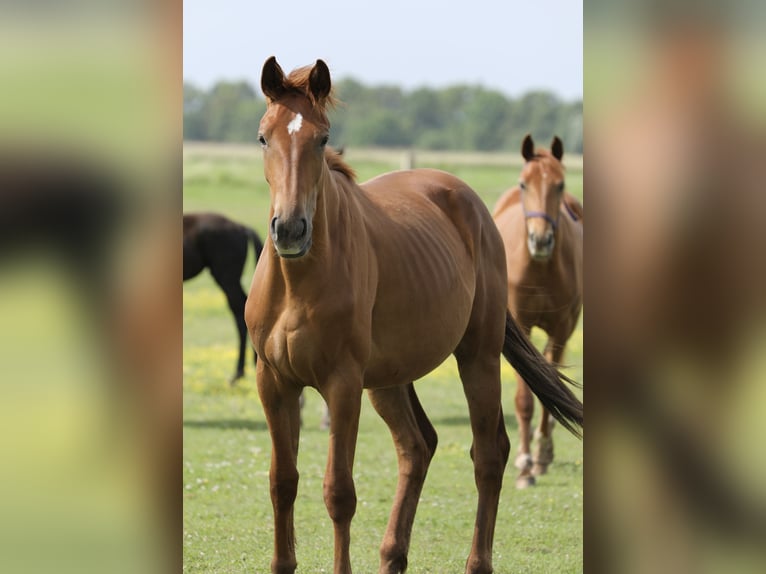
[270,472,299,511]
[498,426,511,466]
[323,478,356,523]
[473,454,506,487]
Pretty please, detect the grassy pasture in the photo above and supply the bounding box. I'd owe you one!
[183,143,583,573]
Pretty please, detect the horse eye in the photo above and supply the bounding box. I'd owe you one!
[519,181,526,191]
[320,135,329,147]
[258,134,267,147]
[557,182,565,192]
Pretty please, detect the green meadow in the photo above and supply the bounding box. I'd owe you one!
[183,143,583,573]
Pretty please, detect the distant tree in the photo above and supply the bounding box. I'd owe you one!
[182,76,582,153]
[204,81,260,142]
[183,82,207,140]
[463,88,510,151]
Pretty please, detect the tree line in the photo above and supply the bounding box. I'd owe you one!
[184,78,582,154]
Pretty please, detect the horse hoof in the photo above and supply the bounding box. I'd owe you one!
[515,474,536,489]
[531,463,549,476]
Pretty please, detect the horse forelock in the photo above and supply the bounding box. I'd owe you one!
[530,148,566,171]
[278,65,339,111]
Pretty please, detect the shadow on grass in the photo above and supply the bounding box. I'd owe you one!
[183,419,268,432]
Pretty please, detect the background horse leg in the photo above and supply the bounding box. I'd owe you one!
[210,269,248,384]
[257,366,302,574]
[455,352,510,574]
[531,340,565,476]
[513,325,536,488]
[322,375,362,574]
[368,383,438,574]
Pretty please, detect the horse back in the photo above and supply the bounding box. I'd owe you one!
[362,168,504,268]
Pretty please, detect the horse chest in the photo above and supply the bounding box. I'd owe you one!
[257,295,363,384]
[510,265,580,335]
[259,309,319,380]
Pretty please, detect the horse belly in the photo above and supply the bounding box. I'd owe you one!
[365,253,475,387]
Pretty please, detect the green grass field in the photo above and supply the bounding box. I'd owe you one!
[183,143,583,573]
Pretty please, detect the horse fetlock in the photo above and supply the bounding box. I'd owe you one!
[271,557,297,574]
[532,435,554,466]
[379,543,409,574]
[465,554,493,574]
[514,452,532,471]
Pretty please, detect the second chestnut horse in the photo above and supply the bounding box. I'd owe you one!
[493,134,583,488]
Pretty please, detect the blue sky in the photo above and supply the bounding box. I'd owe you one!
[184,0,582,100]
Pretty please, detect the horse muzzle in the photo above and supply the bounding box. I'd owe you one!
[271,215,312,258]
[527,230,555,261]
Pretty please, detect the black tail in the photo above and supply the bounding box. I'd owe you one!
[502,311,583,438]
[246,226,264,264]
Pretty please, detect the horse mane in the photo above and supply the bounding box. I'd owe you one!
[283,65,340,110]
[325,147,356,181]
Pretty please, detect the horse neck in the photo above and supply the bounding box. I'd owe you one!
[277,164,359,285]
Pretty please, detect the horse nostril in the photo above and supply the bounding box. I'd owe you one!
[270,216,278,236]
[299,218,308,238]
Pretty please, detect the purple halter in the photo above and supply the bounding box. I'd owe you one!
[523,208,559,231]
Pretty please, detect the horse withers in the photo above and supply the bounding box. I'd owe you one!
[183,212,263,383]
[245,57,583,574]
[492,134,583,488]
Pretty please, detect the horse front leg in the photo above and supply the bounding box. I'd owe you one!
[531,339,566,476]
[257,364,303,574]
[322,370,363,574]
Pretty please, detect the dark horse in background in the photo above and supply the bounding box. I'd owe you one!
[183,212,263,383]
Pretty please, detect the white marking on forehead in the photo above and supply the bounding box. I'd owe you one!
[287,113,303,135]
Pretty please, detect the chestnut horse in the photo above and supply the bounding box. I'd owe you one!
[245,58,583,574]
[492,135,583,488]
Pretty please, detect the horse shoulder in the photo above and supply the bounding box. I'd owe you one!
[492,187,522,219]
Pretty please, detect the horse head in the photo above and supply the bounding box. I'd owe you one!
[519,134,566,261]
[258,56,333,259]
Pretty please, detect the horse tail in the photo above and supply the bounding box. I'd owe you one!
[246,226,264,264]
[501,311,583,437]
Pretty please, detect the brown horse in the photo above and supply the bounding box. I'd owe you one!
[244,57,583,574]
[492,135,583,488]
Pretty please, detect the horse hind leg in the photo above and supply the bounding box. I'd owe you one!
[367,383,438,574]
[210,269,248,384]
[454,350,510,574]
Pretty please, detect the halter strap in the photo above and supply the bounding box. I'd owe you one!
[523,209,559,231]
[563,200,580,223]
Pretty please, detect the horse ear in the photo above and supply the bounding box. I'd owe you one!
[551,136,564,161]
[261,56,286,101]
[309,59,332,103]
[521,134,535,162]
